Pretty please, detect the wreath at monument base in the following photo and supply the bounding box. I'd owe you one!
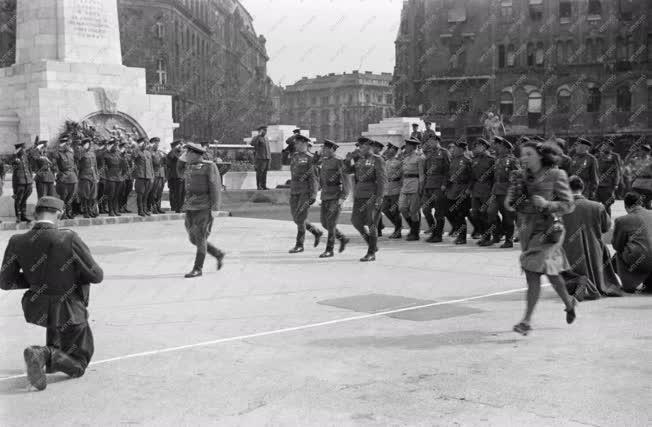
[57,120,102,143]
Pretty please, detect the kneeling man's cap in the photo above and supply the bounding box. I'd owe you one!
[36,196,64,211]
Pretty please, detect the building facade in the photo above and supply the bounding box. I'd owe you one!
[281,71,394,142]
[394,0,652,147]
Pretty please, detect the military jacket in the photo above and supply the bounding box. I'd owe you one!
[103,150,123,182]
[12,151,33,185]
[319,156,350,201]
[151,150,166,179]
[424,147,451,189]
[597,152,622,188]
[470,151,495,197]
[570,153,599,191]
[346,153,386,199]
[400,152,424,194]
[78,150,99,182]
[290,152,318,196]
[492,154,520,196]
[54,148,78,184]
[385,157,403,196]
[133,148,154,179]
[447,154,472,200]
[183,160,221,211]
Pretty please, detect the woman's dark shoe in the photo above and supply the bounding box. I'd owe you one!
[513,322,531,336]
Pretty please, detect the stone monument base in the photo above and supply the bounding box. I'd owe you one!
[362,117,437,147]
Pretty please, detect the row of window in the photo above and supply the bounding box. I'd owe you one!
[286,93,393,108]
[496,0,631,22]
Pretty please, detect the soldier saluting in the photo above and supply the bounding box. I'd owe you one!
[54,135,79,220]
[0,196,104,391]
[166,140,184,213]
[12,142,33,223]
[30,140,56,200]
[77,138,99,218]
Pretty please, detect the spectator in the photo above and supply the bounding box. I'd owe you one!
[612,192,652,293]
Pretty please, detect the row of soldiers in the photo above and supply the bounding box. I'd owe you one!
[9,135,192,222]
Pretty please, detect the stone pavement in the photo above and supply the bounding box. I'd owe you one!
[0,217,649,426]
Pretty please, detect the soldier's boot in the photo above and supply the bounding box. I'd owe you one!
[23,346,50,391]
[82,200,90,218]
[360,251,376,262]
[113,198,121,217]
[185,252,205,278]
[207,244,225,271]
[426,231,443,243]
[289,230,305,253]
[137,195,146,217]
[454,224,467,245]
[491,233,503,244]
[377,218,384,237]
[49,348,85,378]
[500,237,514,249]
[405,219,420,241]
[320,233,335,258]
[157,200,165,214]
[20,211,31,223]
[306,223,322,248]
[336,229,350,253]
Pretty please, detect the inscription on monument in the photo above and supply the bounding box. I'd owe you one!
[68,0,109,40]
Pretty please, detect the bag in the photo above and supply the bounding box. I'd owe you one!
[544,213,564,244]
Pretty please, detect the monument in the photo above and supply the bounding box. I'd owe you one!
[362,117,440,147]
[0,0,175,152]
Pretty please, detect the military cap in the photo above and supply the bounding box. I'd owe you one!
[455,140,468,148]
[494,136,513,150]
[553,137,567,149]
[36,196,65,211]
[386,142,400,150]
[371,140,385,149]
[322,139,339,150]
[295,134,310,144]
[404,137,421,146]
[257,125,268,131]
[424,120,432,125]
[14,143,25,149]
[59,135,70,143]
[476,138,491,148]
[185,142,206,154]
[530,135,545,142]
[149,137,161,143]
[357,136,372,145]
[292,128,301,133]
[36,140,48,147]
[411,123,419,127]
[577,137,593,147]
[641,144,652,152]
[170,140,182,147]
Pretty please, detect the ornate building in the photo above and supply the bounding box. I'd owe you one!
[394,0,652,147]
[281,71,394,142]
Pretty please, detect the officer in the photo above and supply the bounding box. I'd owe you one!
[70,139,84,217]
[421,135,450,243]
[382,142,403,238]
[102,138,122,217]
[554,138,572,176]
[370,140,387,236]
[77,138,99,218]
[410,123,423,142]
[94,140,108,214]
[346,137,386,262]
[166,140,184,213]
[400,137,425,241]
[12,142,33,222]
[200,141,214,162]
[596,139,622,217]
[422,121,437,143]
[570,137,599,199]
[133,137,154,216]
[484,136,519,248]
[318,139,351,258]
[446,140,473,245]
[250,125,271,190]
[54,135,78,219]
[180,142,225,278]
[0,196,103,391]
[119,142,134,214]
[30,140,56,200]
[288,135,323,253]
[470,138,495,244]
[148,137,166,214]
[283,128,301,164]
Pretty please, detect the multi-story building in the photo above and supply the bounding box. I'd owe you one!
[281,71,394,142]
[394,0,652,147]
[0,0,273,143]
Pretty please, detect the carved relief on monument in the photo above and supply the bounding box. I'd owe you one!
[89,87,120,114]
[81,111,148,143]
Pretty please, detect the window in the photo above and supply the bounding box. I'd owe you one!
[500,92,514,116]
[617,37,627,61]
[619,0,633,20]
[529,0,543,21]
[596,38,605,62]
[156,59,167,85]
[559,1,571,23]
[557,89,571,113]
[527,43,535,66]
[386,94,393,104]
[321,96,329,105]
[528,91,542,127]
[507,44,516,66]
[377,94,383,103]
[535,42,545,66]
[348,94,354,104]
[587,87,601,112]
[500,0,513,20]
[156,21,165,39]
[616,86,631,112]
[448,101,458,114]
[311,97,316,105]
[498,45,506,68]
[588,0,602,16]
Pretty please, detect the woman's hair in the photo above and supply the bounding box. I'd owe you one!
[521,140,562,168]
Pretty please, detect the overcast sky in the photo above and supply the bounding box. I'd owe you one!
[239,0,403,87]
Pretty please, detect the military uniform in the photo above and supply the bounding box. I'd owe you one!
[166,142,184,213]
[318,142,350,256]
[95,144,108,213]
[570,151,599,199]
[250,127,271,190]
[0,197,103,390]
[103,145,123,216]
[446,146,473,244]
[399,141,425,240]
[422,145,451,242]
[422,128,437,143]
[149,147,166,214]
[289,150,322,251]
[54,143,78,219]
[133,144,154,216]
[470,147,495,240]
[77,147,99,218]
[596,148,622,216]
[12,145,33,221]
[487,150,519,245]
[382,149,403,237]
[119,148,134,213]
[30,145,56,199]
[410,130,423,142]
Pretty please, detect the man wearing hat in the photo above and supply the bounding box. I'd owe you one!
[484,136,519,247]
[133,137,154,216]
[553,138,572,176]
[288,135,323,253]
[283,128,301,164]
[400,137,425,241]
[596,138,622,216]
[369,140,387,236]
[118,141,135,214]
[317,139,351,258]
[421,135,450,243]
[166,140,185,213]
[30,140,56,200]
[12,142,33,222]
[470,138,495,243]
[148,138,166,214]
[102,139,123,216]
[77,138,99,218]
[53,135,79,219]
[346,137,386,262]
[445,140,473,245]
[250,125,271,190]
[410,123,423,142]
[422,121,437,143]
[382,142,404,238]
[0,196,103,391]
[95,140,108,214]
[570,137,599,199]
[180,142,225,278]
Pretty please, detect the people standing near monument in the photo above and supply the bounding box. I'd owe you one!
[77,138,99,218]
[166,140,184,213]
[30,140,56,200]
[446,141,472,245]
[102,139,122,217]
[133,137,154,216]
[95,140,108,214]
[470,138,495,243]
[421,135,450,243]
[180,143,225,278]
[250,125,271,190]
[382,142,404,239]
[570,138,599,200]
[148,138,166,214]
[422,121,437,143]
[0,196,104,391]
[12,142,33,223]
[595,139,622,217]
[399,138,425,241]
[119,142,134,214]
[288,135,323,254]
[410,123,423,142]
[54,135,78,220]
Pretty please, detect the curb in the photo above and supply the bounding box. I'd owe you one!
[0,211,232,231]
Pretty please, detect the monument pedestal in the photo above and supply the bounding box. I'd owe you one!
[362,117,438,147]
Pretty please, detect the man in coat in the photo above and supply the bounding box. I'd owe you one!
[486,136,519,248]
[0,196,104,391]
[30,140,56,200]
[399,137,425,241]
[77,138,99,218]
[570,137,599,200]
[446,140,472,245]
[612,192,652,293]
[421,135,450,243]
[250,125,271,190]
[470,138,495,243]
[148,137,166,214]
[102,139,123,217]
[54,135,79,219]
[133,137,154,216]
[382,142,403,239]
[166,140,184,213]
[283,128,301,165]
[409,123,423,142]
[12,142,33,223]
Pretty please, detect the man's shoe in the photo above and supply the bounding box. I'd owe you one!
[500,240,514,249]
[388,231,402,239]
[145,210,152,216]
[313,231,323,248]
[138,211,146,217]
[184,269,203,278]
[319,250,334,258]
[491,235,503,244]
[360,253,376,262]
[23,346,48,391]
[215,251,225,271]
[454,235,467,245]
[405,234,419,241]
[426,235,442,243]
[338,237,350,253]
[478,238,494,247]
[288,246,304,254]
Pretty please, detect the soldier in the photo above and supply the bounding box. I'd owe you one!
[595,139,622,217]
[421,135,450,243]
[283,128,301,164]
[70,139,84,217]
[288,135,323,253]
[95,140,108,214]
[250,125,271,190]
[12,142,33,223]
[410,123,423,142]
[570,137,599,199]
[382,142,403,238]
[54,135,78,219]
[119,142,134,214]
[484,136,519,248]
[31,140,56,199]
[0,196,103,391]
[180,142,225,278]
[446,141,473,245]
[470,138,495,243]
[346,137,386,262]
[167,140,184,213]
[102,139,123,217]
[370,140,386,236]
[133,137,154,216]
[422,121,437,143]
[318,139,351,258]
[200,141,214,162]
[77,138,99,218]
[400,137,425,241]
[148,137,166,214]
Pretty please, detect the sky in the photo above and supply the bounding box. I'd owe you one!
[239,0,404,87]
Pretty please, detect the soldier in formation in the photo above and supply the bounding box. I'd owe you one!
[77,138,99,218]
[318,139,350,258]
[12,142,33,223]
[446,141,472,245]
[421,135,450,243]
[382,142,403,238]
[570,137,599,199]
[399,137,425,241]
[133,137,154,216]
[166,140,185,213]
[469,138,495,243]
[54,135,78,220]
[149,137,166,214]
[30,140,56,200]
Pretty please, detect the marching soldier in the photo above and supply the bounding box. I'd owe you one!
[180,142,225,278]
[370,140,386,236]
[382,142,403,238]
[149,138,166,214]
[400,137,425,241]
[570,137,599,199]
[470,138,495,243]
[77,138,99,218]
[484,136,519,248]
[54,135,78,219]
[422,121,437,143]
[288,135,323,253]
[102,139,122,217]
[596,139,622,217]
[346,137,386,262]
[166,140,184,213]
[446,140,472,245]
[410,123,423,142]
[318,139,351,258]
[0,196,103,391]
[31,140,56,199]
[12,142,33,223]
[421,135,450,243]
[133,137,154,216]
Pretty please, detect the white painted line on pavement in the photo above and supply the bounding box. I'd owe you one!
[0,285,542,382]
